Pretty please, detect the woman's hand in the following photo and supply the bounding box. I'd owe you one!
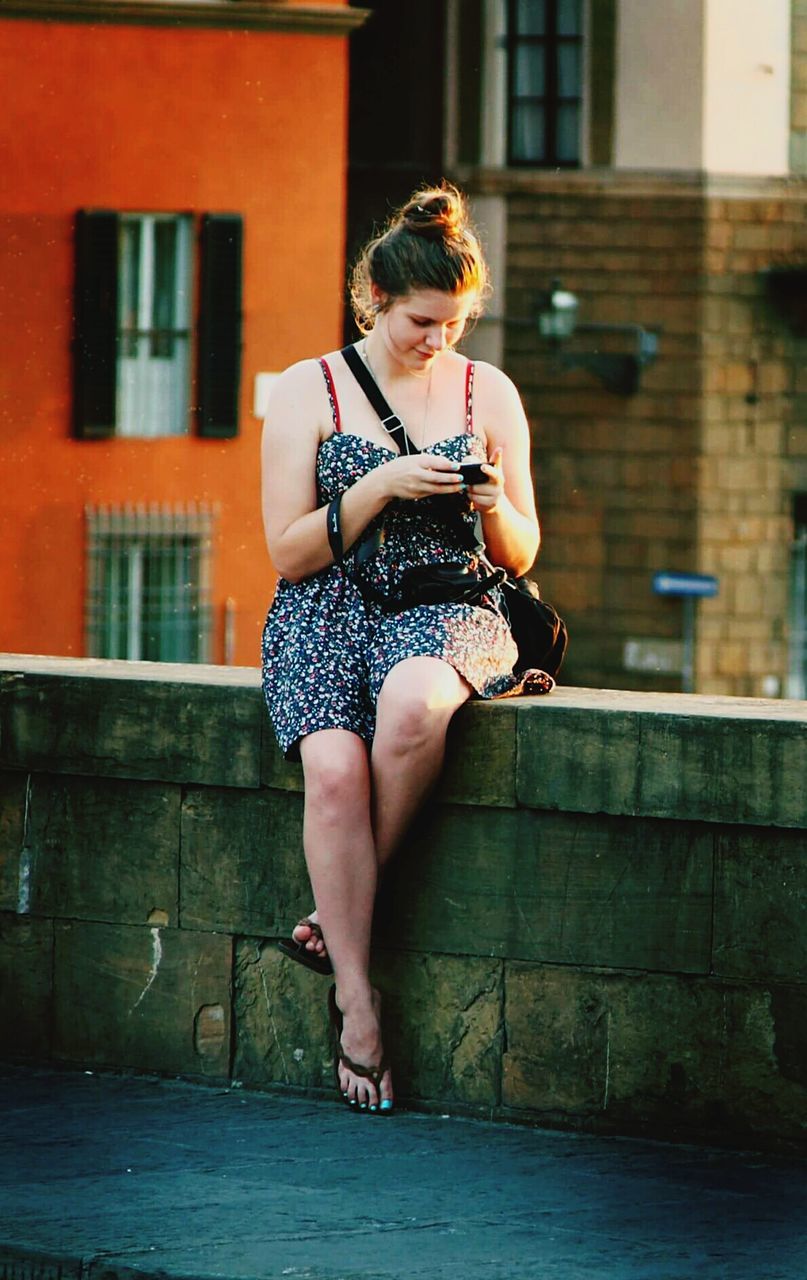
[376,453,464,502]
[467,447,504,513]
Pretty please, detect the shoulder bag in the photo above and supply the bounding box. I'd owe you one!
[335,345,569,680]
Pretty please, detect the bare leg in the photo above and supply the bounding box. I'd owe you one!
[298,729,392,1109]
[371,656,472,868]
[292,658,471,962]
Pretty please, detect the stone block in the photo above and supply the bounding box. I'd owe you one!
[383,804,712,973]
[372,950,503,1108]
[26,776,180,925]
[259,717,303,792]
[234,941,504,1110]
[233,940,331,1091]
[0,664,262,787]
[0,771,27,912]
[0,913,53,1059]
[438,701,517,807]
[180,787,308,934]
[713,827,807,982]
[503,964,807,1145]
[516,689,807,828]
[53,921,231,1078]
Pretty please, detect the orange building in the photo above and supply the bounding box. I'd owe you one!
[0,0,367,666]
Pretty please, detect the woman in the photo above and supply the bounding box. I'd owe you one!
[261,184,542,1115]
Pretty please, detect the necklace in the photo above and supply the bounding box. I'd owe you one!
[361,338,432,454]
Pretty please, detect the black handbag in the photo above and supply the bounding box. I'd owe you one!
[337,345,569,680]
[498,575,568,678]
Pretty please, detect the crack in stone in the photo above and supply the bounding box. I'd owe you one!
[258,958,289,1082]
[130,926,163,1013]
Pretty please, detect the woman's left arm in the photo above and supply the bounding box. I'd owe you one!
[469,363,540,577]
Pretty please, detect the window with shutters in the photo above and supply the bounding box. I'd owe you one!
[85,504,216,663]
[506,0,583,167]
[73,210,242,440]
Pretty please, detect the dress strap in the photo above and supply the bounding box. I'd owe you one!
[464,360,476,434]
[319,357,342,433]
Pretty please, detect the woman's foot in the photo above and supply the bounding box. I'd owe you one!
[330,985,394,1113]
[292,911,329,963]
[277,911,333,975]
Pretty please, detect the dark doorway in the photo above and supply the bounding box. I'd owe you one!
[346,0,447,337]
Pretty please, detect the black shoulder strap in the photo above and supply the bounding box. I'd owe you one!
[341,345,421,457]
[341,342,485,561]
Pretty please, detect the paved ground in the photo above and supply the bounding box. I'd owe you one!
[1,1066,806,1280]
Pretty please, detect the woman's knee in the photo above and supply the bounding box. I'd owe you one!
[376,659,470,753]
[300,731,370,816]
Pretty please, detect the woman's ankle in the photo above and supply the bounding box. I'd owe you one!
[333,978,376,1016]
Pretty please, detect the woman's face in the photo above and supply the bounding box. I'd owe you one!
[373,286,478,372]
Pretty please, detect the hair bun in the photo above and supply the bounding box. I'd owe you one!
[400,186,465,241]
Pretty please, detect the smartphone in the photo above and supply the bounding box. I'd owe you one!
[458,460,488,485]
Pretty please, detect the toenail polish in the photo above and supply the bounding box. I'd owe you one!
[370,1105,378,1113]
[380,1100,393,1112]
[360,1103,367,1110]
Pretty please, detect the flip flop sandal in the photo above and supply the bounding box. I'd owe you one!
[277,918,333,976]
[328,985,393,1115]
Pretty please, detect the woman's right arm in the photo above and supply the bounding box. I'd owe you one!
[261,361,463,583]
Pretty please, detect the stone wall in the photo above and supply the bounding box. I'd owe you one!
[792,0,807,174]
[1,655,806,1151]
[699,188,807,696]
[472,170,807,698]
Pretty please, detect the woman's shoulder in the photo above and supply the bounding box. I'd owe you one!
[264,356,329,414]
[465,357,523,416]
[466,356,517,393]
[262,357,335,447]
[273,356,329,393]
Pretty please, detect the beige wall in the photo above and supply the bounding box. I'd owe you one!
[615,0,791,175]
[614,0,706,170]
[703,0,790,175]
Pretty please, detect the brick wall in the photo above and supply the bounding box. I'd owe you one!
[698,191,807,694]
[472,171,807,696]
[792,0,807,173]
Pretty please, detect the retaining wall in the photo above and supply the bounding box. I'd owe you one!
[1,655,806,1149]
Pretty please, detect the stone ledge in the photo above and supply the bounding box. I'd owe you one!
[0,657,263,788]
[515,687,807,828]
[0,0,370,33]
[467,168,807,201]
[1,656,805,826]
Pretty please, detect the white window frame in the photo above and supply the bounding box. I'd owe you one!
[116,213,193,438]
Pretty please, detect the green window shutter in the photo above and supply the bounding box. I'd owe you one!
[73,209,119,439]
[198,213,243,439]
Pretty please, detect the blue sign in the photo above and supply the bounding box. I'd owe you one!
[653,572,719,598]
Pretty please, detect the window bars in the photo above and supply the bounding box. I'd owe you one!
[85,503,217,663]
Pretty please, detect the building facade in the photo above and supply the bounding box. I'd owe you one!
[0,0,365,666]
[350,0,807,697]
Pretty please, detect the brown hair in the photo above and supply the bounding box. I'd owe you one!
[349,182,490,333]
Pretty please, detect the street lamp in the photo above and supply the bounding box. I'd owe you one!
[536,280,660,396]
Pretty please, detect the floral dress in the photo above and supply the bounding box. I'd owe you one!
[261,356,543,760]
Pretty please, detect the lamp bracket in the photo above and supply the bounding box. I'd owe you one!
[560,323,659,395]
